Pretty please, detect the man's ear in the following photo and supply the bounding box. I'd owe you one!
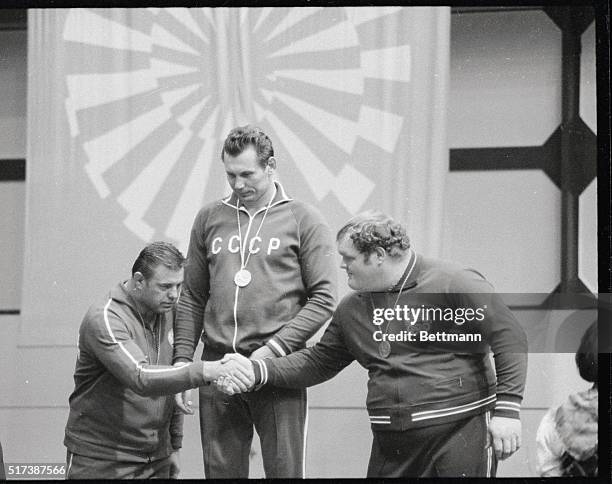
[375,247,386,264]
[133,271,145,289]
[267,157,277,173]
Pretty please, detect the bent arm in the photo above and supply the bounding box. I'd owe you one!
[485,293,528,419]
[451,271,528,420]
[83,309,212,396]
[265,211,337,356]
[174,211,210,363]
[254,315,354,388]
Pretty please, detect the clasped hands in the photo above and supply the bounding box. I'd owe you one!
[175,349,271,414]
[214,345,275,395]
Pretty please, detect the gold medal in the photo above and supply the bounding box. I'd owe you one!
[379,341,391,358]
[234,269,252,287]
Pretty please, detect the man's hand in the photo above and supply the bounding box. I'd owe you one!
[168,451,180,479]
[487,416,521,460]
[218,345,273,395]
[204,353,255,391]
[220,353,255,390]
[174,390,193,415]
[250,345,276,360]
[214,375,245,395]
[215,354,256,394]
[172,362,194,415]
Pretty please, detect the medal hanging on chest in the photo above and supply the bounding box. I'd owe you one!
[370,251,417,359]
[378,341,391,358]
[234,268,252,287]
[234,186,276,288]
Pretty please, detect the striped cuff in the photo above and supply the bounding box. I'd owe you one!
[369,415,391,426]
[494,395,522,419]
[266,338,290,357]
[252,359,269,386]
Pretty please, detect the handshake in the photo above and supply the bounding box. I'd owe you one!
[212,353,256,395]
[175,351,268,414]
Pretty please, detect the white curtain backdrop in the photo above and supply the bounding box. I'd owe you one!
[22,7,450,345]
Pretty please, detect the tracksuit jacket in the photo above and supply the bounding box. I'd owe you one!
[253,252,528,431]
[173,182,336,362]
[64,282,208,462]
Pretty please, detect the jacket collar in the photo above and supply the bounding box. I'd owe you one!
[388,249,420,292]
[222,181,292,214]
[109,281,164,327]
[109,280,137,309]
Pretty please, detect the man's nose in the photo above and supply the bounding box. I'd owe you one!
[168,286,178,300]
[234,177,245,189]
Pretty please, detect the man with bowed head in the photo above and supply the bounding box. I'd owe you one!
[64,242,253,479]
[173,125,336,478]
[221,211,528,477]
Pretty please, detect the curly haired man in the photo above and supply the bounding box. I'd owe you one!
[227,210,528,477]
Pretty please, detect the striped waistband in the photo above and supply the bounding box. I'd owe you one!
[369,394,497,426]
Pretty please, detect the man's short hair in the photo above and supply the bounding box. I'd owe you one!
[337,210,411,258]
[575,320,598,383]
[132,241,186,280]
[221,125,274,168]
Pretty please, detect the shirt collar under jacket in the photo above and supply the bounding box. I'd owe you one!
[222,181,293,212]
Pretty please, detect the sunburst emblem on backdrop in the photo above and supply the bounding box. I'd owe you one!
[63,7,411,252]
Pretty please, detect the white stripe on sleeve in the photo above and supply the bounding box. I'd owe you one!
[268,339,287,356]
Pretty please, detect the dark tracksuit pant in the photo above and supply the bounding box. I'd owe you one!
[199,383,307,478]
[367,411,497,477]
[65,451,173,479]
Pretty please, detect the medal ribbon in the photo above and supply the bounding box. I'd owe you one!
[370,249,417,357]
[231,185,277,351]
[235,184,277,276]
